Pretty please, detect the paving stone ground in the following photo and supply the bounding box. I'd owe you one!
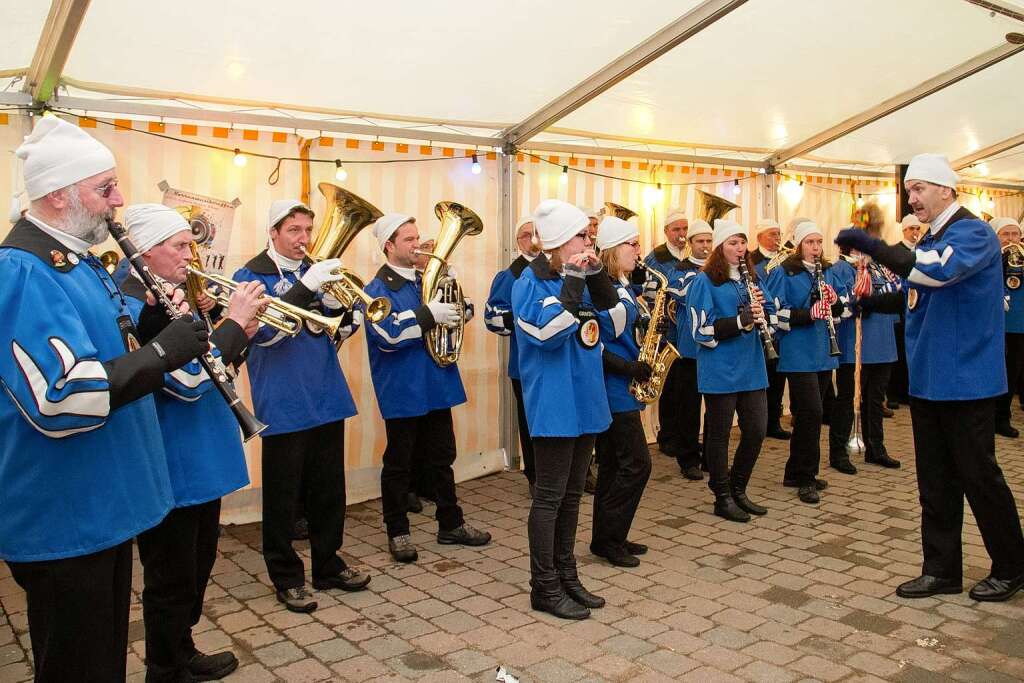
[4,406,1024,682]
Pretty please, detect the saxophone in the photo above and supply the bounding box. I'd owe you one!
[629,262,681,404]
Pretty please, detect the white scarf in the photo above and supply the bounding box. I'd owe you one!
[26,213,92,254]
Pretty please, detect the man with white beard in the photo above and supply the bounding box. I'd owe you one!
[0,117,208,681]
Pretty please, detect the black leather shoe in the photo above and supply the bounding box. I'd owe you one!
[276,586,317,613]
[313,567,371,592]
[437,524,491,546]
[731,489,767,516]
[784,477,828,490]
[996,422,1020,438]
[407,492,423,514]
[969,573,1024,602]
[881,405,895,418]
[896,575,962,599]
[530,591,590,620]
[561,579,605,608]
[188,650,238,681]
[681,465,704,481]
[887,400,900,410]
[591,544,640,568]
[714,496,751,522]
[797,486,820,504]
[830,458,858,475]
[866,453,901,468]
[766,425,792,440]
[624,541,648,555]
[389,534,418,563]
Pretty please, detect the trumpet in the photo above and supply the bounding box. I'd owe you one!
[186,268,343,339]
[1004,242,1024,268]
[301,248,392,323]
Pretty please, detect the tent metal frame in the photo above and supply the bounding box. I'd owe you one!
[952,132,1024,171]
[22,0,90,105]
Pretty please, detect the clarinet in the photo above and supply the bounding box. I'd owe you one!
[814,256,842,357]
[106,220,268,441]
[737,259,778,360]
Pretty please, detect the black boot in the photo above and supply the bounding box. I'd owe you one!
[530,579,590,620]
[713,494,750,522]
[996,421,1019,438]
[559,568,605,609]
[731,487,767,516]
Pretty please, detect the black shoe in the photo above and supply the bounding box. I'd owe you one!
[797,486,820,504]
[591,544,640,568]
[313,567,371,592]
[407,492,423,514]
[561,578,605,608]
[996,422,1020,438]
[866,453,901,468]
[187,650,239,681]
[290,517,309,541]
[624,541,648,555]
[881,406,895,418]
[681,465,704,481]
[714,495,750,522]
[969,573,1024,602]
[830,458,858,475]
[731,489,767,516]
[887,400,900,410]
[530,591,590,620]
[784,477,828,490]
[437,524,491,546]
[896,575,963,599]
[766,425,792,440]
[389,534,418,563]
[276,586,317,613]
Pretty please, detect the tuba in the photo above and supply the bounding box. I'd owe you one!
[603,202,637,221]
[305,183,392,325]
[417,201,484,367]
[1003,242,1024,268]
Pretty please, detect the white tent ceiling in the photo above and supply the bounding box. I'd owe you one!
[3,0,1024,184]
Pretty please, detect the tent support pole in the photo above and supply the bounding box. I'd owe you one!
[951,132,1024,171]
[498,145,520,475]
[759,172,778,221]
[24,0,91,105]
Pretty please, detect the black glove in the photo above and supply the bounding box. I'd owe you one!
[628,360,653,381]
[788,307,814,327]
[630,266,648,286]
[585,271,619,310]
[738,305,755,329]
[558,274,586,316]
[834,228,881,256]
[830,301,844,318]
[152,318,210,371]
[136,301,174,344]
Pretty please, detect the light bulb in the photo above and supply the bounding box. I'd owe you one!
[560,165,569,184]
[856,193,865,208]
[471,154,481,175]
[732,179,741,197]
[233,148,247,167]
[334,160,348,182]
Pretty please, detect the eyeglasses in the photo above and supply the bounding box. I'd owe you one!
[92,179,119,198]
[574,231,589,240]
[625,240,641,249]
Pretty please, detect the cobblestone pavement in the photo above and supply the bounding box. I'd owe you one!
[4,407,1024,682]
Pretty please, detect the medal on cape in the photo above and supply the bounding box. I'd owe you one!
[907,288,919,310]
[1008,275,1021,291]
[576,309,600,348]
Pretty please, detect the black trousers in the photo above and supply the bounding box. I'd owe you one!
[656,360,687,458]
[511,378,536,484]
[829,362,892,461]
[8,540,133,683]
[137,499,222,681]
[672,358,703,471]
[262,420,347,590]
[528,435,595,594]
[381,408,464,537]
[909,397,1024,580]
[998,333,1024,424]
[887,318,909,403]
[704,390,767,496]
[766,358,787,428]
[821,372,836,424]
[785,371,832,486]
[593,412,651,553]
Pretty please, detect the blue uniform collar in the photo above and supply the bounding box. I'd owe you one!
[243,249,312,275]
[509,254,531,278]
[375,263,418,291]
[529,253,560,280]
[924,206,976,243]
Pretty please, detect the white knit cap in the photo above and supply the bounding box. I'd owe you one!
[991,217,1021,234]
[534,199,588,250]
[905,153,959,190]
[794,221,823,246]
[687,219,712,238]
[900,214,923,229]
[515,216,534,232]
[125,203,191,254]
[664,209,687,227]
[578,206,600,219]
[15,117,116,201]
[712,219,746,249]
[596,216,639,251]
[268,199,309,233]
[373,213,416,250]
[754,218,780,236]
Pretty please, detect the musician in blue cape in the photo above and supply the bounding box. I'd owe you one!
[993,216,1024,439]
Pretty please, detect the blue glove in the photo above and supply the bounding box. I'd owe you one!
[834,228,882,256]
